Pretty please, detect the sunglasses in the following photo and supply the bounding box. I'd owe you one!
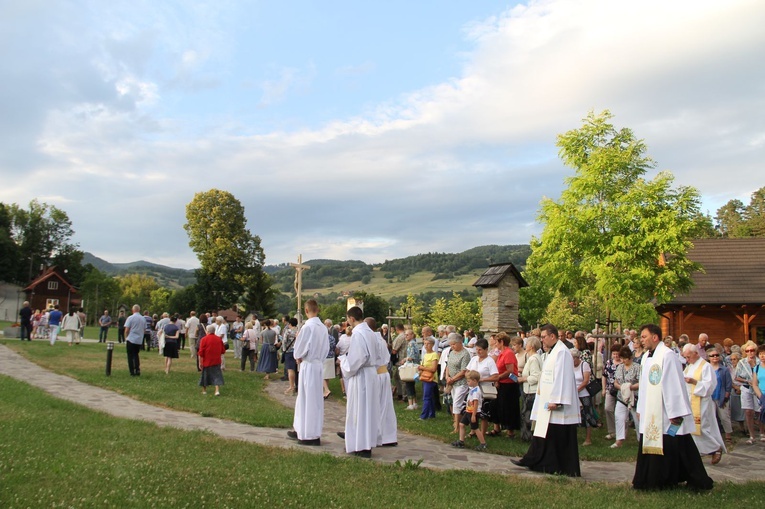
[745,349,756,352]
[708,354,720,358]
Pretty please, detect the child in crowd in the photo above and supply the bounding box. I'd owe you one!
[451,370,487,451]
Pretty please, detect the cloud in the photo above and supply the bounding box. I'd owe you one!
[2,0,763,270]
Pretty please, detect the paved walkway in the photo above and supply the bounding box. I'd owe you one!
[0,343,762,483]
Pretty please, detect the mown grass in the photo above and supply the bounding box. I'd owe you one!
[1,375,762,509]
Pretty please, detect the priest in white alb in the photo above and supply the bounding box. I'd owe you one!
[366,317,398,447]
[339,306,380,458]
[513,324,581,477]
[287,299,328,446]
[632,323,713,490]
[682,343,726,464]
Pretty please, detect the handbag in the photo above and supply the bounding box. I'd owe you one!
[480,382,497,400]
[398,363,417,382]
[420,369,434,383]
[586,377,602,398]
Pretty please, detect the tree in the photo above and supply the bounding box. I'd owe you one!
[184,190,271,312]
[427,292,482,333]
[394,294,428,335]
[744,187,765,237]
[715,199,747,237]
[117,273,159,310]
[526,110,702,326]
[0,203,20,282]
[8,200,81,283]
[80,266,121,325]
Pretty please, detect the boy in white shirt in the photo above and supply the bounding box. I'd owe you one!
[451,370,487,451]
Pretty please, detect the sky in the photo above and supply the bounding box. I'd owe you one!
[1,0,763,269]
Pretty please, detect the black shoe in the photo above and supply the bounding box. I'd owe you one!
[381,442,398,447]
[352,449,371,458]
[337,431,345,439]
[280,376,288,381]
[287,431,298,440]
[298,438,321,446]
[510,459,524,467]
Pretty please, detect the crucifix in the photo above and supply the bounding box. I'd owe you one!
[290,254,311,324]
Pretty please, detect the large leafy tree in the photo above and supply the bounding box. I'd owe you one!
[715,187,765,238]
[8,200,81,283]
[184,189,271,314]
[0,203,20,282]
[80,266,122,324]
[526,110,702,325]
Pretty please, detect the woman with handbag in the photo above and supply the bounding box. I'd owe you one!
[403,330,421,410]
[611,346,640,448]
[572,348,597,446]
[517,336,542,441]
[602,344,622,440]
[256,319,280,379]
[281,318,298,394]
[240,322,258,372]
[466,339,499,437]
[488,333,520,438]
[418,338,439,419]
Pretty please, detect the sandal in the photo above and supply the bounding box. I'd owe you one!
[486,430,500,437]
[711,450,722,465]
[746,437,756,445]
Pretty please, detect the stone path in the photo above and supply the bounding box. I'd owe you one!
[0,343,762,483]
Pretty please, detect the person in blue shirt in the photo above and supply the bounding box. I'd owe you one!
[48,305,63,346]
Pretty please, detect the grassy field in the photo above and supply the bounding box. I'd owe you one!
[1,375,763,508]
[4,339,644,461]
[310,267,484,299]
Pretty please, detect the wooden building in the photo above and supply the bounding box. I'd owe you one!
[23,266,81,312]
[656,238,765,345]
[473,262,528,336]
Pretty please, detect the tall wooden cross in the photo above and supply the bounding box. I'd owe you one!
[290,254,310,324]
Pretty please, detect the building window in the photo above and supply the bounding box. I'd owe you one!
[48,281,59,290]
[46,299,59,309]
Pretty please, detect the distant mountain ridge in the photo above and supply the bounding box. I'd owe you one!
[82,252,197,288]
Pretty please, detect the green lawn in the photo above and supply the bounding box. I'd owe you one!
[1,375,762,508]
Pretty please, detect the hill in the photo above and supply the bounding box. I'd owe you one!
[82,252,197,289]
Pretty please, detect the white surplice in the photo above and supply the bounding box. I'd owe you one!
[293,316,328,441]
[637,342,696,437]
[530,340,580,430]
[340,321,380,453]
[373,332,397,446]
[684,358,726,454]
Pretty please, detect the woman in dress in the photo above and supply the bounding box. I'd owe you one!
[736,340,762,444]
[612,346,640,448]
[517,336,542,441]
[256,319,280,379]
[572,348,596,446]
[198,324,225,396]
[60,308,82,346]
[488,332,520,438]
[162,315,180,374]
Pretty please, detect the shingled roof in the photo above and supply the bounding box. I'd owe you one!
[473,263,529,288]
[667,238,765,305]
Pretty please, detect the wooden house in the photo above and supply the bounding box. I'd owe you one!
[23,266,81,312]
[473,263,528,335]
[656,238,765,345]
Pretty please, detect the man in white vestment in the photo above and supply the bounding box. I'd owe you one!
[683,343,725,464]
[633,323,713,490]
[365,317,398,447]
[339,306,380,458]
[514,324,581,477]
[287,299,327,446]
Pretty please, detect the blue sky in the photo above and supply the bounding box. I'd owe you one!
[1,0,763,269]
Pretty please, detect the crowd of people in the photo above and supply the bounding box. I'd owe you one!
[20,298,765,489]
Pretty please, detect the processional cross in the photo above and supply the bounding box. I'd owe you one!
[290,254,310,324]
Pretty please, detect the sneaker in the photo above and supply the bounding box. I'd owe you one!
[451,440,464,448]
[474,443,487,452]
[411,403,418,409]
[405,405,414,410]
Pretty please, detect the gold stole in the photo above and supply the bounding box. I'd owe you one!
[686,360,707,436]
[642,345,666,455]
[533,342,560,438]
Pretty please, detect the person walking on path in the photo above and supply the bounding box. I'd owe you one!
[48,305,63,346]
[632,323,713,491]
[19,301,33,341]
[198,324,226,396]
[123,305,145,377]
[287,299,327,446]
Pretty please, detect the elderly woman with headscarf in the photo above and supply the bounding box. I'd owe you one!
[487,332,520,438]
[517,335,542,441]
